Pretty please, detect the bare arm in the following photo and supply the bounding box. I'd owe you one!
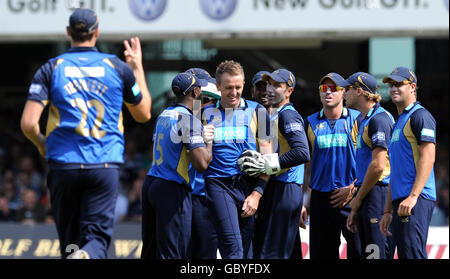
[123,37,151,123]
[188,143,213,172]
[20,100,46,157]
[398,142,435,216]
[241,138,272,218]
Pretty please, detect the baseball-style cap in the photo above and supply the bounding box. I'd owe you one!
[201,82,221,100]
[185,68,216,84]
[344,72,378,94]
[69,8,99,33]
[319,72,347,87]
[172,72,208,96]
[251,71,271,86]
[262,69,296,87]
[382,67,417,84]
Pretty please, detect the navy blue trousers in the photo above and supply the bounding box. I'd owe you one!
[188,194,218,259]
[253,180,303,259]
[141,176,192,259]
[309,189,362,259]
[47,168,118,259]
[356,184,395,259]
[392,195,435,259]
[205,175,255,259]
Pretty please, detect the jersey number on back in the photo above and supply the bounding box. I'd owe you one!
[152,133,164,166]
[70,98,106,139]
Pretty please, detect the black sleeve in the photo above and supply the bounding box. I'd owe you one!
[367,112,393,150]
[277,109,310,169]
[27,59,56,105]
[410,108,437,144]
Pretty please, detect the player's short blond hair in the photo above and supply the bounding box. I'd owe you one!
[215,60,244,85]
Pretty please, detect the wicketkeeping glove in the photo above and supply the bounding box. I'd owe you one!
[237,150,265,177]
[262,153,281,175]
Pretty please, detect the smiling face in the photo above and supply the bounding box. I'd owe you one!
[266,78,292,108]
[251,80,269,108]
[388,80,416,107]
[216,72,245,109]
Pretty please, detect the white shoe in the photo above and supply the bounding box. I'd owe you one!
[67,249,90,259]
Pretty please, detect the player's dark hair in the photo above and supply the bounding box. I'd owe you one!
[69,23,95,42]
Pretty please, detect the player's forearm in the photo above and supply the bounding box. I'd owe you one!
[22,123,45,148]
[133,68,152,120]
[258,139,273,155]
[353,161,384,210]
[409,143,435,199]
[384,184,393,213]
[278,146,310,169]
[20,100,45,148]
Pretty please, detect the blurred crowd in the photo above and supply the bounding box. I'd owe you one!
[0,133,152,225]
[0,114,448,227]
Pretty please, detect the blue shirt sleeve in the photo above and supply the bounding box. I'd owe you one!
[108,57,142,105]
[178,113,206,151]
[27,59,57,106]
[277,109,310,169]
[410,107,437,144]
[368,112,393,150]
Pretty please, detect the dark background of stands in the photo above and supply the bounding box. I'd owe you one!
[0,39,448,226]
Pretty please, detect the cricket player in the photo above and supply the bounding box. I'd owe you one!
[343,72,395,259]
[20,8,151,259]
[241,69,310,258]
[380,67,437,259]
[141,72,214,259]
[304,72,362,259]
[202,60,273,259]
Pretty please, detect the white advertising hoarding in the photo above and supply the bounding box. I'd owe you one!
[0,0,449,41]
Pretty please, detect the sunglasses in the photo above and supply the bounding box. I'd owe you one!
[319,85,343,93]
[345,85,359,91]
[388,81,411,88]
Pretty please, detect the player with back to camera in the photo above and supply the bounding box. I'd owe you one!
[20,8,151,259]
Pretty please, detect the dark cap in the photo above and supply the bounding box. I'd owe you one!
[185,68,216,84]
[251,71,271,86]
[262,69,296,87]
[172,72,208,96]
[319,72,347,87]
[382,67,417,84]
[344,72,378,94]
[69,8,99,33]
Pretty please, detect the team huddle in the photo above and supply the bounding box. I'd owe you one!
[21,8,437,260]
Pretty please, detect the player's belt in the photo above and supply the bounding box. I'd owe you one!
[48,160,120,170]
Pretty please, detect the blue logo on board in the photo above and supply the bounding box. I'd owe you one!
[199,0,237,21]
[445,0,449,11]
[128,0,167,21]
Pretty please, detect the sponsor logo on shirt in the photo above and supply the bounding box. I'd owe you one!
[391,129,400,142]
[214,126,247,141]
[372,131,386,143]
[317,133,347,148]
[421,128,435,138]
[285,123,303,133]
[29,84,42,95]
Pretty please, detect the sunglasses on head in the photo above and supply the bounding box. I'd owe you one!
[318,85,343,93]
